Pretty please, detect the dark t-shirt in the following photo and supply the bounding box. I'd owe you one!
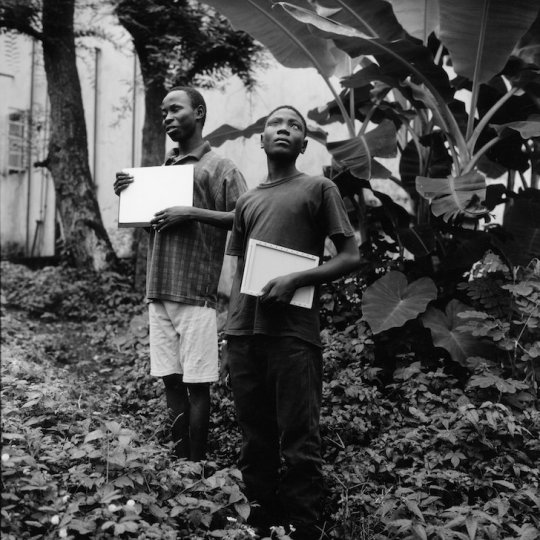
[225,172,354,347]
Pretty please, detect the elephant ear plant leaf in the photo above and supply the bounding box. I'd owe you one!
[361,271,437,334]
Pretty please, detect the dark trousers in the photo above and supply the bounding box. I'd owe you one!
[227,335,324,528]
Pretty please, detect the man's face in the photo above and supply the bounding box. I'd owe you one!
[261,108,307,160]
[161,90,202,142]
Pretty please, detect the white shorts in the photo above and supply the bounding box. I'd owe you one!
[148,300,219,383]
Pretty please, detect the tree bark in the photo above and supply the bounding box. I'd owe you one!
[131,46,168,289]
[41,0,117,270]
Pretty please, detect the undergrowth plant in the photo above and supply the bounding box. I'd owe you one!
[2,258,539,540]
[457,255,540,408]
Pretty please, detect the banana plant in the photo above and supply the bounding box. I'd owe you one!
[200,0,540,337]
[202,0,539,233]
[279,1,539,222]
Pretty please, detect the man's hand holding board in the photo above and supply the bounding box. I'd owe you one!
[116,165,194,228]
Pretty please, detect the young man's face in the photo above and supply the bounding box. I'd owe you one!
[161,90,203,143]
[261,108,307,160]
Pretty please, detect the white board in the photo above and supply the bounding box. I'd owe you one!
[240,239,319,309]
[118,165,194,227]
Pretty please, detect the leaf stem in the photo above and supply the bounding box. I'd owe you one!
[464,136,501,173]
[466,0,491,141]
[468,87,518,153]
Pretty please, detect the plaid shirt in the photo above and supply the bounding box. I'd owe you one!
[146,141,247,308]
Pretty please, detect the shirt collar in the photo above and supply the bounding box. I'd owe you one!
[165,141,211,165]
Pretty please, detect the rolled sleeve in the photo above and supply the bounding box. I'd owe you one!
[226,198,246,256]
[215,167,247,212]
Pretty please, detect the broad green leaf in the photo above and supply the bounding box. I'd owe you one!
[465,516,478,540]
[328,135,370,178]
[371,158,392,179]
[342,62,400,91]
[197,0,346,77]
[492,480,516,490]
[438,0,540,84]
[327,119,397,178]
[371,189,411,231]
[84,429,104,443]
[501,189,540,266]
[415,171,487,222]
[412,522,428,540]
[468,374,529,394]
[398,226,437,257]
[206,116,267,147]
[361,271,437,334]
[421,300,490,365]
[234,502,251,521]
[404,499,424,520]
[492,117,540,139]
[514,10,540,67]
[316,0,407,40]
[386,0,440,43]
[105,420,122,435]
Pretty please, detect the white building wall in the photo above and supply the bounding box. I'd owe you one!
[0,34,56,258]
[0,9,357,271]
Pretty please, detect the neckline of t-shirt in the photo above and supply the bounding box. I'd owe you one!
[257,172,304,189]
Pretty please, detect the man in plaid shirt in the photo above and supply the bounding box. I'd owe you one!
[114,87,247,461]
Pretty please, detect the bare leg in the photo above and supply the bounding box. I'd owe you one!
[163,374,190,459]
[186,382,210,461]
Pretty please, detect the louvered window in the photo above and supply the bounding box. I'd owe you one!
[8,109,27,172]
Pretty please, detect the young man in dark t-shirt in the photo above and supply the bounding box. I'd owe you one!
[222,106,360,540]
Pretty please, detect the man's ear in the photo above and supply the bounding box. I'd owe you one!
[300,139,308,154]
[260,133,264,148]
[196,105,205,122]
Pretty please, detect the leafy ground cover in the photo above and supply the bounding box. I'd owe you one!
[1,261,539,540]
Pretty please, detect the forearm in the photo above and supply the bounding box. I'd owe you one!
[258,236,359,305]
[293,234,359,287]
[190,208,235,229]
[290,249,359,289]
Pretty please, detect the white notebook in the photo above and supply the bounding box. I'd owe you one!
[118,165,194,227]
[240,239,319,309]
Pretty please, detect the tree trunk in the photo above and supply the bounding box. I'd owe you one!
[132,52,168,289]
[42,0,118,270]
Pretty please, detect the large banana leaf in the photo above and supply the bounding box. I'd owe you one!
[362,271,437,334]
[342,61,402,90]
[327,119,397,178]
[205,116,267,147]
[385,0,439,43]
[416,171,487,222]
[514,9,540,67]
[197,0,346,77]
[277,3,454,102]
[205,116,328,147]
[387,0,539,84]
[492,117,540,139]
[315,0,407,40]
[438,0,539,84]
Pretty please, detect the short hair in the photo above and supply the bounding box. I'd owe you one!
[166,86,207,126]
[266,105,307,135]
